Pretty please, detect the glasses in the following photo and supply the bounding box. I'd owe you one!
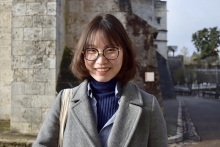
[82,47,120,61]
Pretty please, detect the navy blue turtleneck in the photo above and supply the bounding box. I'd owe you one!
[90,78,119,132]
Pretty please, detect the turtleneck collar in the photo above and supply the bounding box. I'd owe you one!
[90,78,117,94]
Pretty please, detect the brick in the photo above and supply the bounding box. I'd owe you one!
[11,94,33,107]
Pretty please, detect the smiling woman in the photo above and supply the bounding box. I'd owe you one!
[33,14,168,147]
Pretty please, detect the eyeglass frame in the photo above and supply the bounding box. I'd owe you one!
[82,46,121,61]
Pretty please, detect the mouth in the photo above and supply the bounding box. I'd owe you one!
[95,68,110,72]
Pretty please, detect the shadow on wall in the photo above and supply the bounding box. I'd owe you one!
[56,47,80,93]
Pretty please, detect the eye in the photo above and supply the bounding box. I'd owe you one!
[86,48,97,54]
[105,47,118,53]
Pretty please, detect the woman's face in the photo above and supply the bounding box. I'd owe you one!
[84,32,123,82]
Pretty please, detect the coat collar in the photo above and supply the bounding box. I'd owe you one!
[69,80,143,147]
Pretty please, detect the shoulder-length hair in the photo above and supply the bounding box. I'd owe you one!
[71,14,139,85]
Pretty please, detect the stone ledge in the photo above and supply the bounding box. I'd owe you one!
[168,100,183,144]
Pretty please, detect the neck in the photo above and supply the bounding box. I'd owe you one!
[90,78,117,94]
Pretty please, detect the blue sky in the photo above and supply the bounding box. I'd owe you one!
[165,0,220,56]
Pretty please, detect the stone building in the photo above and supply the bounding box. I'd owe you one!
[0,0,170,134]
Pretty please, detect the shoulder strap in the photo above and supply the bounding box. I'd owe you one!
[58,88,74,147]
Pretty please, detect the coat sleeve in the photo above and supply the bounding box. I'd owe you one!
[32,91,63,147]
[148,96,168,147]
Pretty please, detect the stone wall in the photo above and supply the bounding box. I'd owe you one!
[0,0,13,120]
[11,0,57,133]
[6,0,162,134]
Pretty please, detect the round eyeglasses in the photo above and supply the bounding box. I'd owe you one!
[82,47,120,61]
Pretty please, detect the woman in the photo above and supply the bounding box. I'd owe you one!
[33,14,168,147]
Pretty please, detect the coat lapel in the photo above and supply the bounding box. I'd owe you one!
[69,80,101,147]
[107,83,143,147]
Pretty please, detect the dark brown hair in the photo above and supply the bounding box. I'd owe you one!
[71,14,139,85]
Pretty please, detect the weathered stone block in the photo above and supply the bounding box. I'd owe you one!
[67,1,83,12]
[24,28,42,40]
[45,82,56,95]
[0,39,10,46]
[0,47,11,59]
[47,2,56,15]
[40,95,55,108]
[34,69,56,82]
[26,3,46,15]
[11,122,32,133]
[12,16,32,27]
[134,33,146,44]
[45,41,56,55]
[46,55,56,68]
[12,3,26,16]
[0,27,11,34]
[33,16,56,27]
[42,28,55,40]
[11,108,20,122]
[0,59,12,69]
[11,82,25,95]
[0,12,11,27]
[1,69,13,81]
[25,82,45,95]
[84,1,106,12]
[12,40,24,56]
[32,122,41,134]
[0,33,10,40]
[32,95,41,108]
[20,108,32,122]
[13,68,28,82]
[12,27,23,40]
[31,107,41,123]
[0,2,11,13]
[106,1,120,12]
[11,94,33,107]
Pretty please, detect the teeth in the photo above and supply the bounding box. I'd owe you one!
[96,68,109,71]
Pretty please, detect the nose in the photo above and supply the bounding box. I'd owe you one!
[96,52,108,64]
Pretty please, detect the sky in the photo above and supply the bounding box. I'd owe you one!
[165,0,220,56]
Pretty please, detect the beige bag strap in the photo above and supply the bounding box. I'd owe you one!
[58,89,73,147]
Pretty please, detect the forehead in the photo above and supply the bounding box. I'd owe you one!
[85,29,118,47]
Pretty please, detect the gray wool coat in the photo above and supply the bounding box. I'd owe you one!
[33,80,168,147]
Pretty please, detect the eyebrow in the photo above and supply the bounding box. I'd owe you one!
[85,44,117,48]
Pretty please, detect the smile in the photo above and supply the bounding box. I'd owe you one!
[96,68,110,72]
